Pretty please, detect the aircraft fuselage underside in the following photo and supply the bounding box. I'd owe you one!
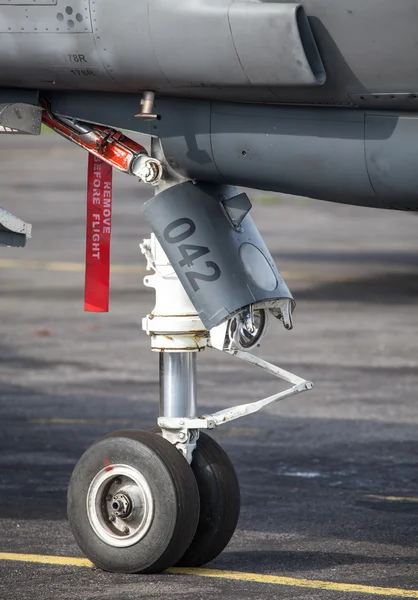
[1,0,418,210]
[0,0,417,111]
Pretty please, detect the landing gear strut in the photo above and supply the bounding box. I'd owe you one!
[49,113,313,572]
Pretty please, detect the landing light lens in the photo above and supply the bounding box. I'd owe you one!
[239,243,278,291]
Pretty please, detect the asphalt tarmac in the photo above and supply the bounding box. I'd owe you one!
[0,134,417,600]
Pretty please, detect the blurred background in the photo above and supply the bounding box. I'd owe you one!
[0,130,417,598]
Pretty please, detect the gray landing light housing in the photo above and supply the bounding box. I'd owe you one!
[142,182,294,330]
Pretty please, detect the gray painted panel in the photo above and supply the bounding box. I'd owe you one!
[0,0,91,32]
[304,0,418,95]
[151,99,219,182]
[45,92,418,210]
[209,104,376,206]
[0,0,56,3]
[229,2,325,86]
[149,0,323,87]
[351,93,418,111]
[0,34,108,90]
[0,0,326,94]
[365,114,418,210]
[0,89,39,104]
[0,0,418,107]
[0,102,42,134]
[153,100,378,207]
[149,0,247,87]
[49,91,155,134]
[89,0,163,91]
[0,0,56,4]
[0,204,31,247]
[0,231,26,246]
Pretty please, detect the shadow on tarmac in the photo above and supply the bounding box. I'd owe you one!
[218,549,418,573]
[297,271,418,304]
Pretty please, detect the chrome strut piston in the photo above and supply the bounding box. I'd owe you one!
[159,352,197,419]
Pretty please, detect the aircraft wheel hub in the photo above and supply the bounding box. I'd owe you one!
[86,464,154,548]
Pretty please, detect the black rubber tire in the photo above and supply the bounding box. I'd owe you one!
[67,430,200,574]
[176,431,240,567]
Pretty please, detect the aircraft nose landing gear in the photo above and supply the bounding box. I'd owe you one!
[67,178,312,574]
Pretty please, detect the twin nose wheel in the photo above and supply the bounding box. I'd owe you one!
[67,429,240,573]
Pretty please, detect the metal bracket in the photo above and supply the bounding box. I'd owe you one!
[135,91,160,121]
[158,348,312,433]
[160,427,199,463]
[0,103,42,135]
[0,205,32,247]
[40,100,163,184]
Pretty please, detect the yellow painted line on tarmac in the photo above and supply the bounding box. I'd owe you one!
[362,494,418,504]
[0,552,92,568]
[0,258,145,274]
[1,553,418,597]
[3,256,411,286]
[169,568,418,598]
[2,256,417,285]
[1,257,411,285]
[28,418,132,425]
[0,257,312,281]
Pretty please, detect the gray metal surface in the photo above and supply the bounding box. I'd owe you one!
[142,182,294,329]
[0,103,42,134]
[1,0,418,108]
[154,102,378,208]
[0,0,57,4]
[0,135,418,599]
[159,352,197,419]
[86,463,154,548]
[0,204,31,247]
[148,0,324,87]
[0,230,25,246]
[0,88,39,105]
[0,0,90,33]
[0,1,323,93]
[47,92,418,210]
[0,0,106,91]
[155,100,418,210]
[365,114,418,210]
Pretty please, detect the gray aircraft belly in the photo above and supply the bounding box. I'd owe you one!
[0,0,417,109]
[2,0,418,211]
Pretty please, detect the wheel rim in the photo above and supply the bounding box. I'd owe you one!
[86,463,154,548]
